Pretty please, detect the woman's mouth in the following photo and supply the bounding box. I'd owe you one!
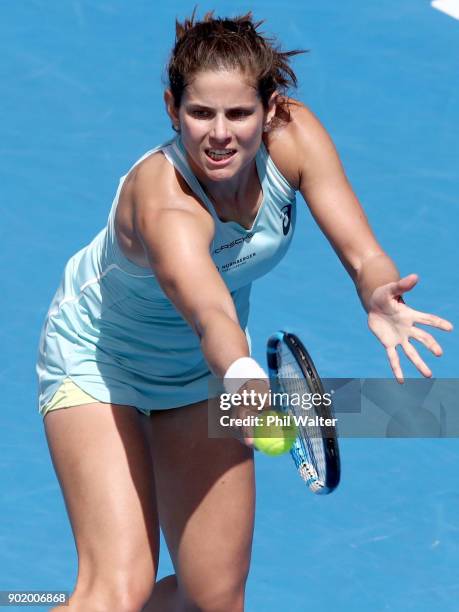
[205,149,237,164]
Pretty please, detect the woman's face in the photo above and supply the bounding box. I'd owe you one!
[166,69,276,183]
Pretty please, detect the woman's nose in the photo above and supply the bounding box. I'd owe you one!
[210,114,230,140]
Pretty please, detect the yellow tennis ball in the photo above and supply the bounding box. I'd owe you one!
[254,410,298,456]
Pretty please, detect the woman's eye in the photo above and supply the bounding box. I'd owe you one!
[229,110,251,119]
[192,110,211,118]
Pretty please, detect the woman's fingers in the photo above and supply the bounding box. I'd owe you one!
[410,327,443,356]
[413,311,453,331]
[386,346,404,384]
[402,340,432,378]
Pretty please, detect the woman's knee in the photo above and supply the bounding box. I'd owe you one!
[67,568,156,612]
[180,573,247,612]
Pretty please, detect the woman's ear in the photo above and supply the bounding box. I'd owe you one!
[266,90,279,125]
[164,89,180,131]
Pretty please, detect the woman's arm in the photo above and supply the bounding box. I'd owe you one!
[286,103,399,309]
[132,158,269,445]
[131,158,251,379]
[284,103,452,380]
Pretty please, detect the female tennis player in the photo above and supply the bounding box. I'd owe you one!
[37,11,452,612]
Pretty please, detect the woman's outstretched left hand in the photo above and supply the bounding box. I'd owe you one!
[367,273,453,383]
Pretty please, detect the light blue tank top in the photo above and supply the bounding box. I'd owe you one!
[36,135,297,414]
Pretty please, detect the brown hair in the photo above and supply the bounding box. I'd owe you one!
[166,9,307,128]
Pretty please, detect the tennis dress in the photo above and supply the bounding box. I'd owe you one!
[36,135,297,415]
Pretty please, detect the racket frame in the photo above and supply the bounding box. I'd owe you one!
[267,331,341,494]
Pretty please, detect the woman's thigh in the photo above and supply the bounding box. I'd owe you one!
[148,399,255,609]
[44,402,160,607]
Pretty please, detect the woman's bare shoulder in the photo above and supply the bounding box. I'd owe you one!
[131,148,211,218]
[130,149,185,202]
[264,98,327,191]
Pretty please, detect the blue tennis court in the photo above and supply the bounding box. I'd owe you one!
[1,2,458,610]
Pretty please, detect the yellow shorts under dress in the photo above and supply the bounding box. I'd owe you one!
[40,377,100,418]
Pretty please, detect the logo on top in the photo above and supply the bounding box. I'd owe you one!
[281,204,292,236]
[213,233,254,254]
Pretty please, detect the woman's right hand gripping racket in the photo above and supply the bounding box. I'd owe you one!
[266,331,341,495]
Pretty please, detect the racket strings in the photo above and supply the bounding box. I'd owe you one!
[276,344,327,484]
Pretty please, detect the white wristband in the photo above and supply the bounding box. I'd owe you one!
[223,357,268,395]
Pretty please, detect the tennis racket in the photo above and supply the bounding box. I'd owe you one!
[266,331,341,494]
